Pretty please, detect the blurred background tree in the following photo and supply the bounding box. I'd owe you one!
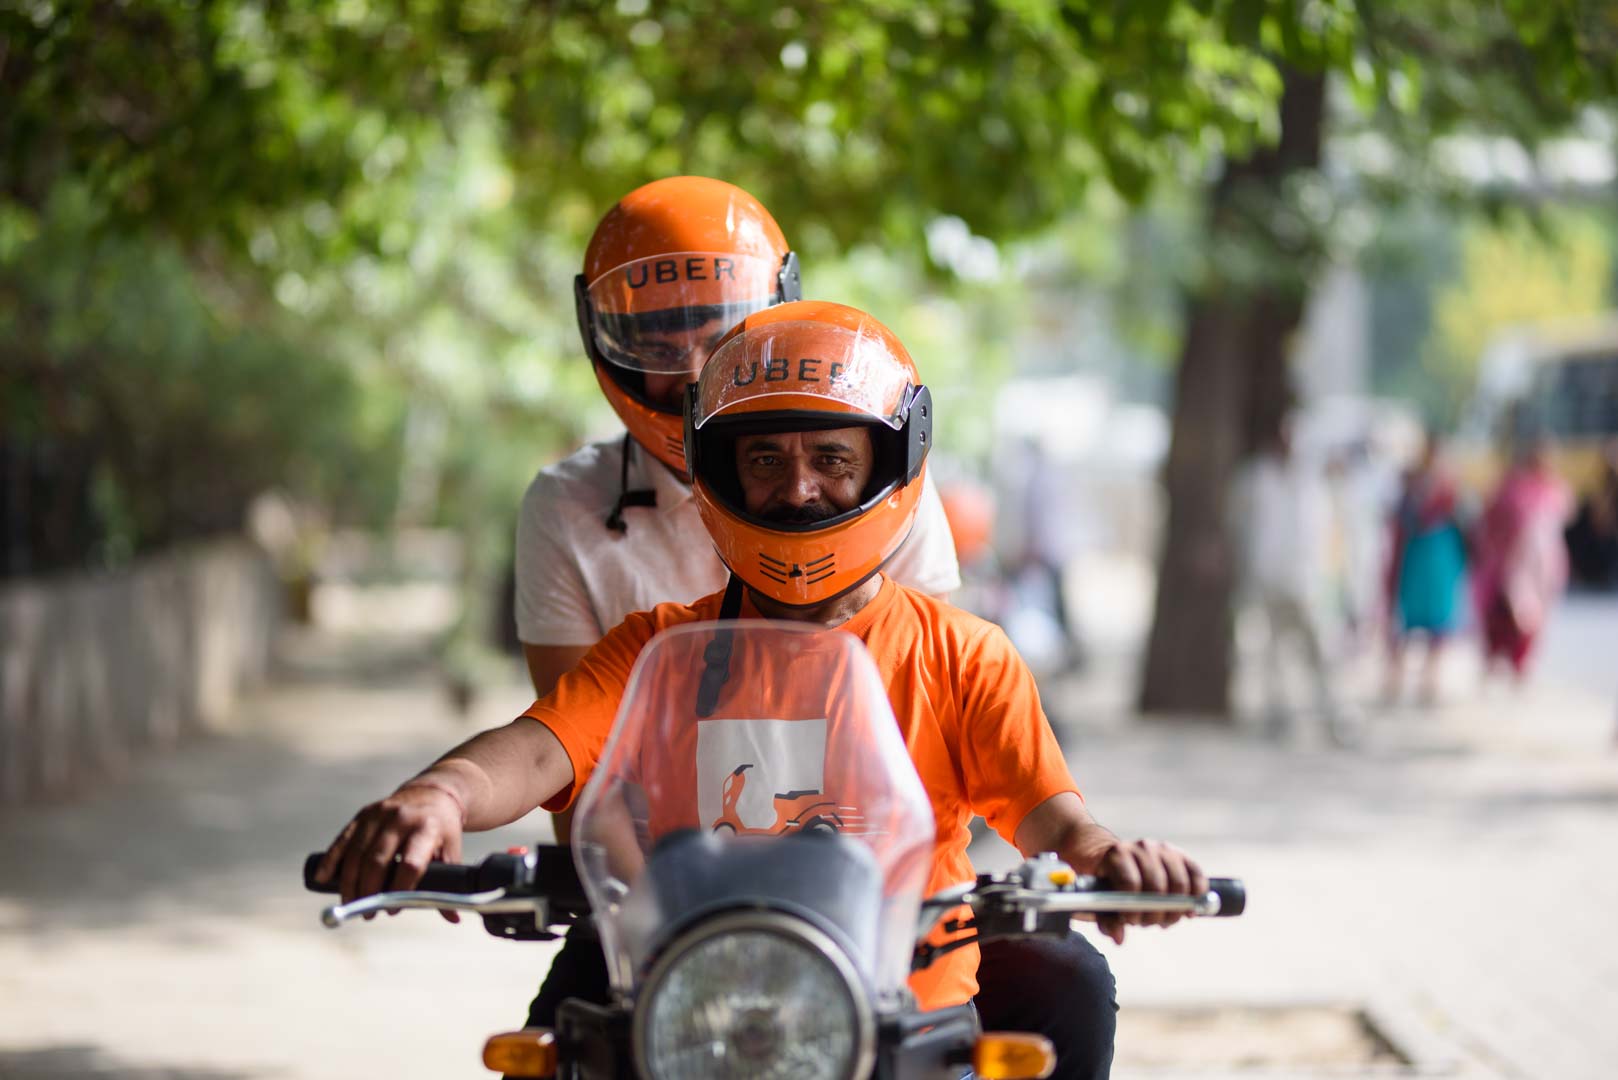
[4,0,1615,712]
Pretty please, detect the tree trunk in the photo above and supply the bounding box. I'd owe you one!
[1138,67,1327,718]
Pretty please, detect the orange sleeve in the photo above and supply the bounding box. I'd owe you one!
[520,611,657,811]
[955,622,1081,844]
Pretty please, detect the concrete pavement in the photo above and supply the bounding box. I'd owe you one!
[0,628,560,1079]
[984,590,1618,1079]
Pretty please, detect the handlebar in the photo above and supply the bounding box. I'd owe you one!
[303,846,589,938]
[1209,877,1246,917]
[302,851,526,897]
[1006,877,1242,918]
[304,847,1241,947]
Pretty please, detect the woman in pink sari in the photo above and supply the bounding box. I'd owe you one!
[1473,440,1574,679]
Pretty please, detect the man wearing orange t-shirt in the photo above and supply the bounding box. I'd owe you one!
[316,303,1209,1079]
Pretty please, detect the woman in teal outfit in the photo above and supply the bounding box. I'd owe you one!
[1384,435,1469,704]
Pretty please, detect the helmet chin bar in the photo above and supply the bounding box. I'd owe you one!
[741,517,919,613]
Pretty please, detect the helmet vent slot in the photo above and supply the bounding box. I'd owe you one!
[758,551,835,585]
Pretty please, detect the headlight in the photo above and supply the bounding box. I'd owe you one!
[634,911,875,1080]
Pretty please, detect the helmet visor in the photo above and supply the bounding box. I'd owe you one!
[695,320,914,431]
[588,252,780,375]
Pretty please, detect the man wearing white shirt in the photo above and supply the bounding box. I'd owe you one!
[517,176,960,704]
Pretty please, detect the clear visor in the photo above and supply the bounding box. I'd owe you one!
[572,622,936,997]
[695,320,913,430]
[588,252,779,375]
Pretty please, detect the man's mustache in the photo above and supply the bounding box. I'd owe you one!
[760,503,838,525]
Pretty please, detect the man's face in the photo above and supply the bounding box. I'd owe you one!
[633,317,730,409]
[734,428,875,524]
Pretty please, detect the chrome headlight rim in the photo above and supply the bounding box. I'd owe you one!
[631,908,876,1080]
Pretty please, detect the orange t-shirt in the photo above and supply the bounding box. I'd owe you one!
[522,575,1080,1010]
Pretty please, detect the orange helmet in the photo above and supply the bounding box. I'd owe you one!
[576,177,801,474]
[684,301,933,607]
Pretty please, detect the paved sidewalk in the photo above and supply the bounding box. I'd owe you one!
[982,608,1618,1079]
[0,629,559,1079]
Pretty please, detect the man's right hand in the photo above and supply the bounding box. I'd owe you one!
[313,781,467,921]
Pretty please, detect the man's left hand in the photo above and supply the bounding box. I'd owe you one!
[1076,837,1209,945]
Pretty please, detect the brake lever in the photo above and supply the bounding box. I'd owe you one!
[320,887,546,928]
[1006,888,1225,917]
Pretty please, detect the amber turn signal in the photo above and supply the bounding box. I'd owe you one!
[974,1031,1057,1079]
[482,1029,557,1077]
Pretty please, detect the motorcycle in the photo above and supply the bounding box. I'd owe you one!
[305,621,1244,1079]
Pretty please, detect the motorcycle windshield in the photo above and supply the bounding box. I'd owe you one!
[571,621,935,1000]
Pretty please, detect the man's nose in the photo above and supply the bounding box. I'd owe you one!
[777,459,822,506]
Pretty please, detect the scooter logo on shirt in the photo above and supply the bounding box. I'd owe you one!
[695,718,863,836]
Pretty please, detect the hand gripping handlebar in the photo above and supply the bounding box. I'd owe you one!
[302,847,589,937]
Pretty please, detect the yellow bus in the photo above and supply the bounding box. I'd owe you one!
[1455,317,1618,498]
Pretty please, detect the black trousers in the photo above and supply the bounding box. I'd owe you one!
[525,923,1118,1080]
[974,935,1117,1080]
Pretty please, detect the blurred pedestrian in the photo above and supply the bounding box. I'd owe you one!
[1472,437,1573,681]
[1323,438,1389,657]
[1383,433,1468,705]
[1564,437,1618,589]
[1232,418,1350,743]
[1002,436,1088,672]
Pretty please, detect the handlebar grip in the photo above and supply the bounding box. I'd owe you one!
[417,860,485,893]
[302,852,490,895]
[1208,878,1245,917]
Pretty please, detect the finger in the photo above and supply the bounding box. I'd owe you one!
[316,819,359,884]
[1103,845,1141,892]
[1152,850,1192,929]
[394,825,443,893]
[439,828,463,867]
[353,826,405,903]
[1103,847,1152,929]
[435,832,463,924]
[1117,846,1165,928]
[1098,913,1126,946]
[339,812,386,904]
[1135,841,1170,896]
[1161,846,1191,897]
[1188,858,1210,901]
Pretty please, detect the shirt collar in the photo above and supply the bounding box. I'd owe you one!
[629,441,695,507]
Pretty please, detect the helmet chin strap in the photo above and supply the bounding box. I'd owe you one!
[695,575,747,718]
[604,433,658,534]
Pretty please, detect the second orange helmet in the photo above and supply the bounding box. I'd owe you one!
[576,177,801,474]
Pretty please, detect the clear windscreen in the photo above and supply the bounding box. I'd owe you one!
[694,319,913,429]
[571,621,936,999]
[588,252,779,374]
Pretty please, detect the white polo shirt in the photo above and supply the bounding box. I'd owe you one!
[515,437,962,646]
